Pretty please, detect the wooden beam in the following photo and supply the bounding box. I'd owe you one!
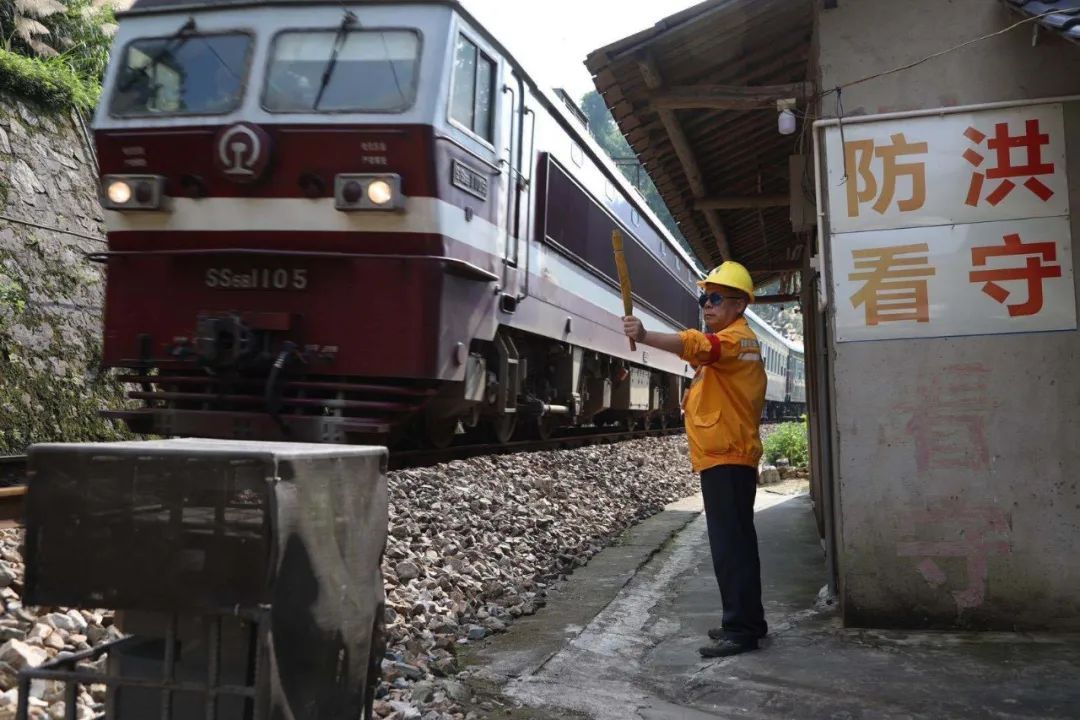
[753,293,800,305]
[636,52,731,261]
[703,211,731,263]
[650,82,814,111]
[747,260,803,274]
[696,194,790,211]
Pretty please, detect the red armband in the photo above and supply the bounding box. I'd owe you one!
[705,333,723,363]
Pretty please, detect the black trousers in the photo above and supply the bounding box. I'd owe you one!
[700,464,767,643]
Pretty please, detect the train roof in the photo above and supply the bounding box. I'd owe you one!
[745,308,803,355]
[116,0,707,277]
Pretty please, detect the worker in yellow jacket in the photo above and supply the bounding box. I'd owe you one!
[623,261,767,658]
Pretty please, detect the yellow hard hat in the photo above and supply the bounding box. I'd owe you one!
[696,261,755,302]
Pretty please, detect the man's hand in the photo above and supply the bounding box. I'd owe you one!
[622,316,646,343]
[621,318,685,356]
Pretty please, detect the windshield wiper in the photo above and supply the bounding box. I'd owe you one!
[313,9,358,111]
[118,17,197,92]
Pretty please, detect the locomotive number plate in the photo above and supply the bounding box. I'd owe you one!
[205,267,308,290]
[451,159,488,200]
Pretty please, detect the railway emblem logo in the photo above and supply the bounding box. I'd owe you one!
[214,122,271,183]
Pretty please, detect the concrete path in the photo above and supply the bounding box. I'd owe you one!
[465,485,1080,719]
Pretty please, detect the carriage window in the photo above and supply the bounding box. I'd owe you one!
[450,35,496,142]
[111,33,251,116]
[264,29,419,112]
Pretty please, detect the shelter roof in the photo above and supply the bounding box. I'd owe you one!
[1001,0,1080,44]
[585,0,815,290]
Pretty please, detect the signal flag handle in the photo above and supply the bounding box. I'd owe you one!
[612,230,636,352]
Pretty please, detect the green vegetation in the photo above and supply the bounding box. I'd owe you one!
[0,48,98,108]
[0,0,118,110]
[763,420,809,467]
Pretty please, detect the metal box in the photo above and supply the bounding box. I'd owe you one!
[20,439,388,720]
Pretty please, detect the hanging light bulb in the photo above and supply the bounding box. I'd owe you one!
[778,108,797,135]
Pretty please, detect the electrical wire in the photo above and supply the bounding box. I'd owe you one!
[0,214,106,244]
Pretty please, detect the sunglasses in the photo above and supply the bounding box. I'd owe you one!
[698,292,744,308]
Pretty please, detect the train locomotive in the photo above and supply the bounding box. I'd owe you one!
[91,0,715,449]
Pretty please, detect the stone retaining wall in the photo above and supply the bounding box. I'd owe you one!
[0,92,130,453]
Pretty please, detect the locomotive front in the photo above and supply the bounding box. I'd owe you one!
[95,0,501,445]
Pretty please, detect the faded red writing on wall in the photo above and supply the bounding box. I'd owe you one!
[897,501,1012,610]
[895,364,994,472]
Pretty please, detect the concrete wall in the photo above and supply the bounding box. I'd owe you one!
[816,1,1080,629]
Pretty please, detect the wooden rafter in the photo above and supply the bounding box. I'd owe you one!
[696,194,790,211]
[636,52,732,262]
[649,82,814,111]
[746,260,803,274]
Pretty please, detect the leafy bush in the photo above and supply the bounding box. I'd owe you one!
[763,420,809,467]
[0,0,117,110]
[0,47,97,108]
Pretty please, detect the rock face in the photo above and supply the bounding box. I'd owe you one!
[0,91,130,455]
[0,435,699,720]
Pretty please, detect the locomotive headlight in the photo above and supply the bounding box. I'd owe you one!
[367,179,394,206]
[107,180,132,204]
[100,174,167,211]
[334,173,404,212]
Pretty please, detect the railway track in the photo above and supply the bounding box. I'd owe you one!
[0,455,27,529]
[389,426,685,470]
[0,428,687,528]
[0,420,801,527]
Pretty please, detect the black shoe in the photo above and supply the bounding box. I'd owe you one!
[698,638,758,658]
[708,627,765,642]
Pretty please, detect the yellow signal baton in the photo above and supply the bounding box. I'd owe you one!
[611,229,636,352]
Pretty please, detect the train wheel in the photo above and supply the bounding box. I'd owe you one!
[488,415,517,444]
[534,415,560,441]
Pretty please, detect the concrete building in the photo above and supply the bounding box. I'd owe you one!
[588,0,1080,630]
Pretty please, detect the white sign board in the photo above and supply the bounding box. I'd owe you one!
[832,216,1075,342]
[825,103,1069,234]
[823,102,1076,342]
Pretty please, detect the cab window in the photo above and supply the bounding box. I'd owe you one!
[111,33,251,116]
[450,34,495,142]
[264,29,420,112]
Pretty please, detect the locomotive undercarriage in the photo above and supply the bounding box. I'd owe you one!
[419,328,685,449]
[107,323,685,449]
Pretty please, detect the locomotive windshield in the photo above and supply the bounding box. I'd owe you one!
[263,29,420,112]
[110,32,251,116]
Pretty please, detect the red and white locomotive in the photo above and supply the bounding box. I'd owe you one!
[93,0,702,447]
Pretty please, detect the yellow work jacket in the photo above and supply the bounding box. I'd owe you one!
[678,317,767,473]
